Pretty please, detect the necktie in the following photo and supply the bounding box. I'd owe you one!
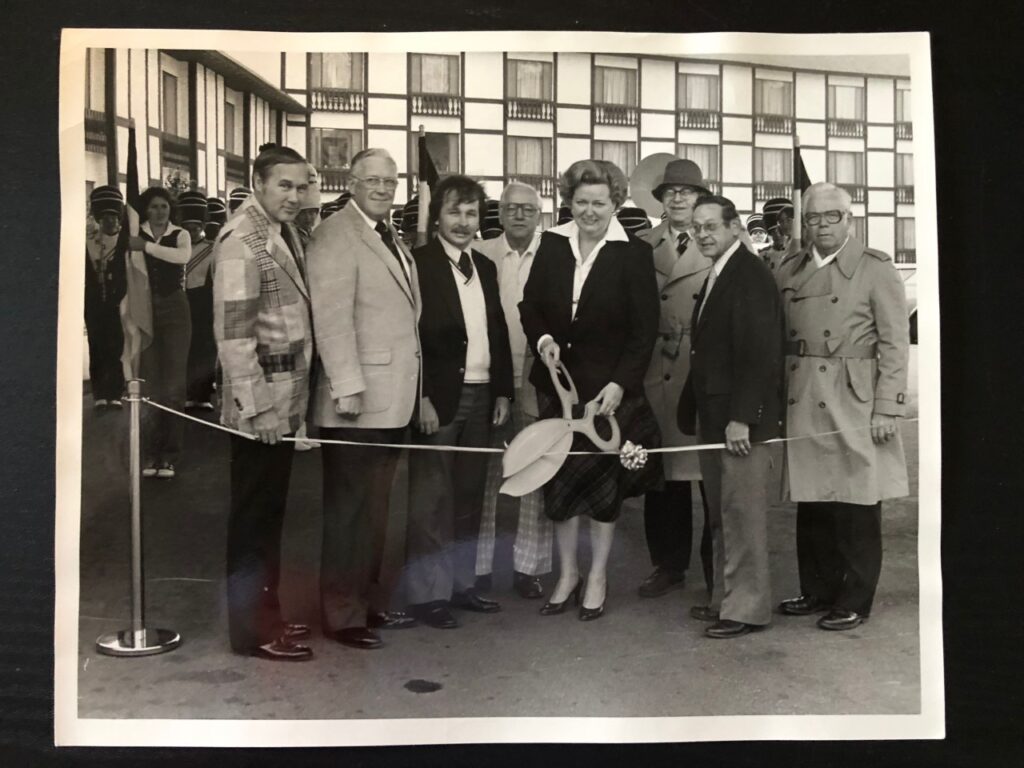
[697,269,716,321]
[458,251,474,280]
[676,231,690,255]
[374,220,409,286]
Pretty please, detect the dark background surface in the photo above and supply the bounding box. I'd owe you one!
[1,1,1020,765]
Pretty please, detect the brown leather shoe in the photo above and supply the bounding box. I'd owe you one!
[817,609,867,631]
[705,619,766,639]
[778,594,830,616]
[689,605,720,622]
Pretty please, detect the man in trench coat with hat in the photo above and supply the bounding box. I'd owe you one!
[775,181,910,632]
[637,157,715,599]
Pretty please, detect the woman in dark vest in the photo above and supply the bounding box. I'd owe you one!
[128,187,192,479]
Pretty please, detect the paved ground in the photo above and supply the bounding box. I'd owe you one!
[76,351,920,720]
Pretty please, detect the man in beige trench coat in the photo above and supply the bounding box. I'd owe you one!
[775,182,910,631]
[638,158,715,598]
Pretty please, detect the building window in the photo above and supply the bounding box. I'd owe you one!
[827,151,866,201]
[162,72,180,137]
[593,140,636,176]
[754,148,792,201]
[86,49,105,113]
[310,53,365,91]
[506,137,554,197]
[896,217,916,264]
[310,128,364,192]
[507,59,553,101]
[754,78,794,134]
[896,152,914,203]
[896,87,913,139]
[828,83,865,137]
[677,72,721,129]
[677,144,719,191]
[851,216,866,244]
[224,102,236,155]
[595,66,637,107]
[410,54,460,95]
[410,133,460,182]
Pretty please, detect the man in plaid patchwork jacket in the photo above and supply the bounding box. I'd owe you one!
[213,145,316,662]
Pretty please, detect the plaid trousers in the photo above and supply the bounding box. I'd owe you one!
[476,387,553,577]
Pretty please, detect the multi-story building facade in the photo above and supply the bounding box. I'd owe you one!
[85,49,916,268]
[83,48,304,202]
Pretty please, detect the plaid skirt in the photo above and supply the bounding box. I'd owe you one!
[537,388,663,523]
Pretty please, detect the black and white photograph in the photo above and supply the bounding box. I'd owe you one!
[54,28,942,746]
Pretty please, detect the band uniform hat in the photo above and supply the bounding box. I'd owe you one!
[228,186,252,213]
[89,185,124,218]
[651,158,710,200]
[556,205,573,226]
[746,212,768,234]
[616,206,653,236]
[206,197,227,225]
[762,196,794,229]
[391,207,404,231]
[176,190,209,226]
[401,195,420,236]
[482,198,503,240]
[319,190,352,220]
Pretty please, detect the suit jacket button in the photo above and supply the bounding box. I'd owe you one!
[788,398,796,405]
[458,367,465,374]
[664,374,671,381]
[819,365,827,372]
[661,294,668,301]
[818,401,826,409]
[790,363,798,371]
[566,343,572,349]
[789,329,797,337]
[831,296,839,303]
[823,329,831,337]
[692,293,700,300]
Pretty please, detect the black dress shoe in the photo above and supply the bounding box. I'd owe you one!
[689,605,720,622]
[539,579,582,615]
[367,610,418,630]
[705,619,766,639]
[282,622,311,640]
[513,572,544,599]
[332,627,383,649]
[250,637,313,661]
[779,594,830,616]
[451,590,501,613]
[415,605,459,629]
[638,567,685,598]
[817,609,866,631]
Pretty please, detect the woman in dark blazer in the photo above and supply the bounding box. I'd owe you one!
[519,159,661,620]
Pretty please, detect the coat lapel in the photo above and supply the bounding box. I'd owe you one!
[244,203,309,302]
[429,239,466,332]
[644,222,678,279]
[575,241,620,317]
[694,244,747,338]
[667,241,712,286]
[347,205,415,307]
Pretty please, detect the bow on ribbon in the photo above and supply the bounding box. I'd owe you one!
[500,358,622,497]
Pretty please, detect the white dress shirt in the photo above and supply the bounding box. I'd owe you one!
[697,237,742,320]
[537,217,630,353]
[812,235,850,270]
[476,231,541,383]
[439,236,490,383]
[352,200,411,280]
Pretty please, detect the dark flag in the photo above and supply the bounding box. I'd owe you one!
[118,126,152,378]
[792,138,813,249]
[795,144,812,195]
[418,133,439,191]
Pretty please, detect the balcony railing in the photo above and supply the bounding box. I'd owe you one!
[85,109,107,154]
[828,118,866,138]
[839,184,867,203]
[896,122,913,140]
[506,98,554,121]
[754,114,794,135]
[317,166,351,193]
[225,153,248,186]
[678,109,720,130]
[411,93,462,117]
[310,88,365,113]
[895,249,916,264]
[754,182,792,201]
[595,104,638,127]
[508,174,555,198]
[702,180,722,195]
[896,185,915,204]
[161,133,191,171]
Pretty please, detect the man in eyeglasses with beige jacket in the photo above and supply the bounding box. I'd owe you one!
[775,181,910,632]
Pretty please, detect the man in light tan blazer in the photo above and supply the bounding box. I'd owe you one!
[306,148,422,650]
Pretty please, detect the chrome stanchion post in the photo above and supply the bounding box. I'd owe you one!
[96,379,181,657]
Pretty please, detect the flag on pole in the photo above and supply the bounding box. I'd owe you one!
[119,126,152,379]
[793,138,812,250]
[415,128,438,248]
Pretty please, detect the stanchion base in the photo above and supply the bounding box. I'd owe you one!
[95,628,181,657]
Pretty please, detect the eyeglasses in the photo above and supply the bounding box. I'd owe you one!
[352,176,399,191]
[500,204,539,217]
[662,187,699,200]
[691,221,724,235]
[804,210,846,226]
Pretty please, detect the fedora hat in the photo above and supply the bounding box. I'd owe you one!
[652,159,710,200]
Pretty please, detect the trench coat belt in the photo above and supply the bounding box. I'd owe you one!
[785,339,878,359]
